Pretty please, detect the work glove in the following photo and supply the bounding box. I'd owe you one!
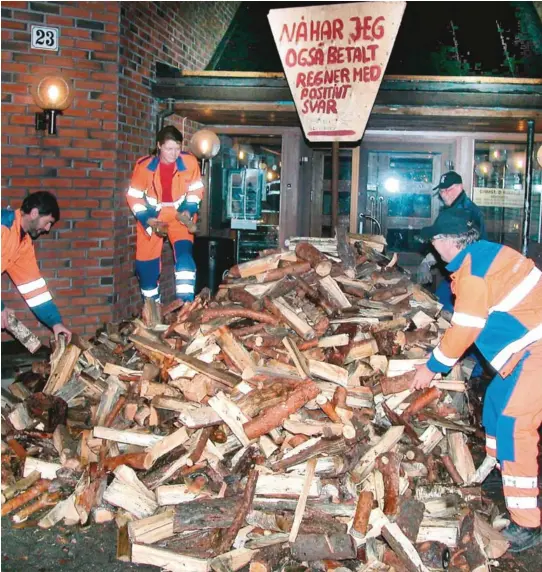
[416,252,437,285]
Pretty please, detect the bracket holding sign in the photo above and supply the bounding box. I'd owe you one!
[268,2,406,143]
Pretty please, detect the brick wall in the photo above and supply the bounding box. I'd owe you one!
[1,1,121,341]
[114,1,240,321]
[1,1,240,341]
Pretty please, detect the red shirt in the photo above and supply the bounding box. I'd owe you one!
[160,161,175,203]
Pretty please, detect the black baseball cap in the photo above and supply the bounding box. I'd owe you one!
[420,208,478,241]
[433,171,463,191]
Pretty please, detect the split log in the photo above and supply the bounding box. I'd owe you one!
[379,371,416,395]
[210,548,255,572]
[43,343,81,395]
[38,493,79,529]
[457,512,489,572]
[414,542,451,571]
[101,452,148,472]
[103,478,157,519]
[23,457,61,480]
[447,432,476,484]
[228,288,261,309]
[6,313,42,353]
[295,242,332,276]
[243,381,320,440]
[228,252,290,279]
[117,524,131,562]
[143,427,189,469]
[350,426,404,484]
[318,275,352,310]
[381,520,430,572]
[155,484,200,506]
[93,426,163,448]
[308,360,348,386]
[271,297,316,341]
[131,544,209,572]
[128,509,175,544]
[130,335,241,389]
[208,392,250,446]
[440,453,465,485]
[395,499,425,543]
[7,403,34,431]
[215,326,255,372]
[469,455,497,485]
[345,339,379,364]
[288,457,317,542]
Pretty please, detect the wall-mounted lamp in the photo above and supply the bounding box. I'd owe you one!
[474,161,494,178]
[31,75,73,135]
[188,129,220,175]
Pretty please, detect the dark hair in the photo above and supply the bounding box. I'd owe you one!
[21,191,60,221]
[157,125,183,146]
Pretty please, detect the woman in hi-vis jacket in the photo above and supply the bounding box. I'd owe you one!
[126,126,204,303]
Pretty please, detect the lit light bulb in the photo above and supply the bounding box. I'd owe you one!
[47,85,60,104]
[267,171,274,181]
[239,151,245,160]
[383,177,400,193]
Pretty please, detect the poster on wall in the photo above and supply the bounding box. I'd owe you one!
[473,187,524,209]
[268,2,406,142]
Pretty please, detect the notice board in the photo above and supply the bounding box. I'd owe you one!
[268,2,406,142]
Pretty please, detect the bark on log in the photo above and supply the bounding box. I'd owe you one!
[228,288,261,310]
[295,242,332,277]
[351,490,374,539]
[243,381,320,440]
[290,534,356,561]
[401,387,441,420]
[379,371,416,395]
[395,499,425,543]
[6,314,41,353]
[256,261,311,283]
[376,453,401,517]
[173,497,239,532]
[1,479,51,516]
[12,491,61,523]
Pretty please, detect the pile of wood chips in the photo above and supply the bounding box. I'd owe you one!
[1,236,511,572]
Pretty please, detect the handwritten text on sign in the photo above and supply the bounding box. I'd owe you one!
[269,3,406,142]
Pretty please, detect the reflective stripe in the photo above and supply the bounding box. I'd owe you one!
[17,278,46,295]
[147,196,158,206]
[486,436,497,449]
[176,284,195,294]
[188,180,204,192]
[185,195,201,204]
[490,267,541,314]
[433,345,458,367]
[506,496,538,509]
[141,287,159,298]
[161,202,176,207]
[175,271,196,280]
[128,187,145,198]
[26,291,52,307]
[452,312,487,329]
[491,322,542,371]
[146,226,153,236]
[502,476,538,489]
[132,204,147,213]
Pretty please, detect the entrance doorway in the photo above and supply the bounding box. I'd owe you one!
[357,142,453,274]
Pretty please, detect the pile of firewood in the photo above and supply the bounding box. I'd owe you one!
[1,236,511,572]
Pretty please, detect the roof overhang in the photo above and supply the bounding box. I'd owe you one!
[152,72,542,134]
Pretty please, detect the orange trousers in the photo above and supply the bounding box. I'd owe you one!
[483,343,542,528]
[135,207,196,301]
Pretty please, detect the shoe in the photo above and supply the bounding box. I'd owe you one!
[501,522,542,553]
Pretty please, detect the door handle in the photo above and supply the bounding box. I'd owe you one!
[378,196,384,233]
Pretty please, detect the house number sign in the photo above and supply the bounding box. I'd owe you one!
[31,25,59,51]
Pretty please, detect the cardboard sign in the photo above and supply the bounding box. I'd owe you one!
[473,187,524,209]
[268,2,406,142]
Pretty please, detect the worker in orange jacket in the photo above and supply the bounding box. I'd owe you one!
[412,208,542,552]
[126,126,204,304]
[1,191,72,342]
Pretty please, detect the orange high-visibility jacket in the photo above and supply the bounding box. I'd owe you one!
[427,240,542,375]
[126,153,204,235]
[1,208,61,327]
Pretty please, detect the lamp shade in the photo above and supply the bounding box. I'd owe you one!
[189,130,220,160]
[31,75,73,111]
[474,161,494,178]
[507,151,526,174]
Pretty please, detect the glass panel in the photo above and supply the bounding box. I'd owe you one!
[209,135,282,262]
[473,142,542,249]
